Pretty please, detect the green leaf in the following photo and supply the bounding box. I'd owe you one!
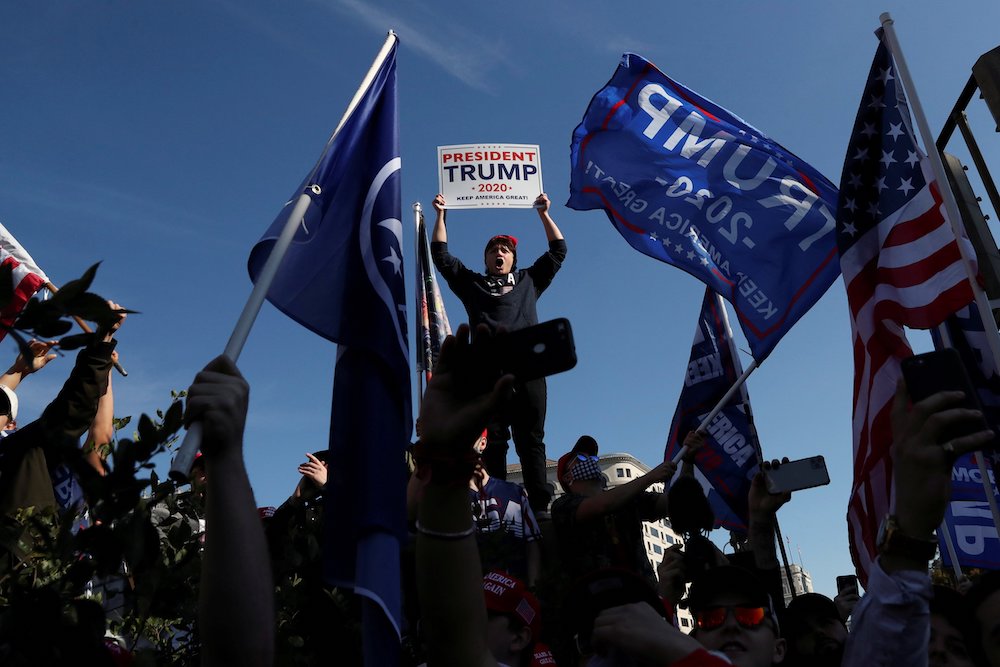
[56,333,94,350]
[50,263,100,306]
[13,298,58,331]
[162,400,184,435]
[31,318,73,338]
[137,414,156,444]
[63,291,116,323]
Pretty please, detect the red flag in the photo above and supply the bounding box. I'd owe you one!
[836,33,975,583]
[0,223,49,341]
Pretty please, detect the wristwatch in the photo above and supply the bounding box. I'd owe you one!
[876,515,937,561]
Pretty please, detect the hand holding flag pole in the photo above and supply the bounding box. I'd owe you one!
[669,359,758,464]
[169,30,400,482]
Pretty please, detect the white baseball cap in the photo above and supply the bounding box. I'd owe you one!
[0,385,18,421]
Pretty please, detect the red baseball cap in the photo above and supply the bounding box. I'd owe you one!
[483,570,540,634]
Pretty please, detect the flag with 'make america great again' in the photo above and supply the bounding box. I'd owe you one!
[568,52,841,361]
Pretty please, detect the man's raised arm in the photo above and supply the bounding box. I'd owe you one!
[432,193,448,243]
[535,193,563,242]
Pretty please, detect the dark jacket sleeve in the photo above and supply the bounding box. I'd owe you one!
[526,239,567,295]
[431,241,480,302]
[38,340,116,442]
[0,340,116,515]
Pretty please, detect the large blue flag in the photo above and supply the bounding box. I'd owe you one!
[248,37,410,650]
[569,53,841,361]
[933,304,1000,569]
[663,288,762,533]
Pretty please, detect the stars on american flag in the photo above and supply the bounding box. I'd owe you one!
[835,54,926,248]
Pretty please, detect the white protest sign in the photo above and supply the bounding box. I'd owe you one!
[437,143,543,209]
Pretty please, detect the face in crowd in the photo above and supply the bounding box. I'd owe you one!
[691,593,785,667]
[485,240,515,275]
[968,577,1000,667]
[929,612,975,667]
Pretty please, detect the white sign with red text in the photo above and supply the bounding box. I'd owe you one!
[437,143,543,209]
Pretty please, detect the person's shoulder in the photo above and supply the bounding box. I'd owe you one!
[492,477,525,493]
[551,492,583,515]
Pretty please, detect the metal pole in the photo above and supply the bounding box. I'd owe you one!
[936,75,978,152]
[170,31,399,481]
[939,517,965,580]
[669,360,758,464]
[414,202,425,408]
[880,15,1000,535]
[955,112,1000,222]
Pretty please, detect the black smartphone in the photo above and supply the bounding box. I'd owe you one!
[764,455,830,494]
[464,318,578,393]
[901,348,990,442]
[836,574,859,598]
[494,318,577,382]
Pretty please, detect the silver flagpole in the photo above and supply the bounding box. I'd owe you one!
[414,202,425,407]
[880,14,1000,533]
[170,31,400,481]
[669,292,760,463]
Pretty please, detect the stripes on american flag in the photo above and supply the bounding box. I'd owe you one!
[837,33,975,583]
[0,224,49,341]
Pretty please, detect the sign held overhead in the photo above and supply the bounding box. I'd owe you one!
[437,143,544,209]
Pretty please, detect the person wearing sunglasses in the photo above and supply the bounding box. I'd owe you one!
[685,565,787,667]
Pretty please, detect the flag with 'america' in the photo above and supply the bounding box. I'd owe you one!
[839,31,975,583]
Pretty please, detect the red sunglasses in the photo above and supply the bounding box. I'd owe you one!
[694,605,768,631]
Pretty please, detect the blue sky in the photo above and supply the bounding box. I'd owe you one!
[3,1,999,598]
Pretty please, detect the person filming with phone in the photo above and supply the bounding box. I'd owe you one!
[841,375,995,667]
[431,192,566,518]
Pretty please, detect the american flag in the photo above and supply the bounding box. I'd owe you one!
[0,223,49,341]
[837,32,975,583]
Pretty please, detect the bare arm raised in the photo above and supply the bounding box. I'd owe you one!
[432,193,448,243]
[535,193,563,242]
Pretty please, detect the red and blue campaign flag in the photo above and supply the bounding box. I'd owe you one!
[933,304,1000,570]
[664,288,762,533]
[415,207,451,383]
[248,37,409,652]
[568,53,841,361]
[940,454,1000,570]
[839,32,975,582]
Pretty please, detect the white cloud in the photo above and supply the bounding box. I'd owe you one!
[321,0,512,94]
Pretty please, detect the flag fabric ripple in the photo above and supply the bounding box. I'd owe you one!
[248,38,410,648]
[838,31,975,583]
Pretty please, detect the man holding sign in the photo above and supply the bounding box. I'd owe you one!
[431,192,566,517]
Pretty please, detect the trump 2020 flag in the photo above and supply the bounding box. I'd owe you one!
[569,53,841,361]
[664,288,761,533]
[933,304,1000,569]
[248,36,409,650]
[940,453,1000,570]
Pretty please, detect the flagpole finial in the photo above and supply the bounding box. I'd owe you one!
[413,202,423,212]
[879,12,893,26]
